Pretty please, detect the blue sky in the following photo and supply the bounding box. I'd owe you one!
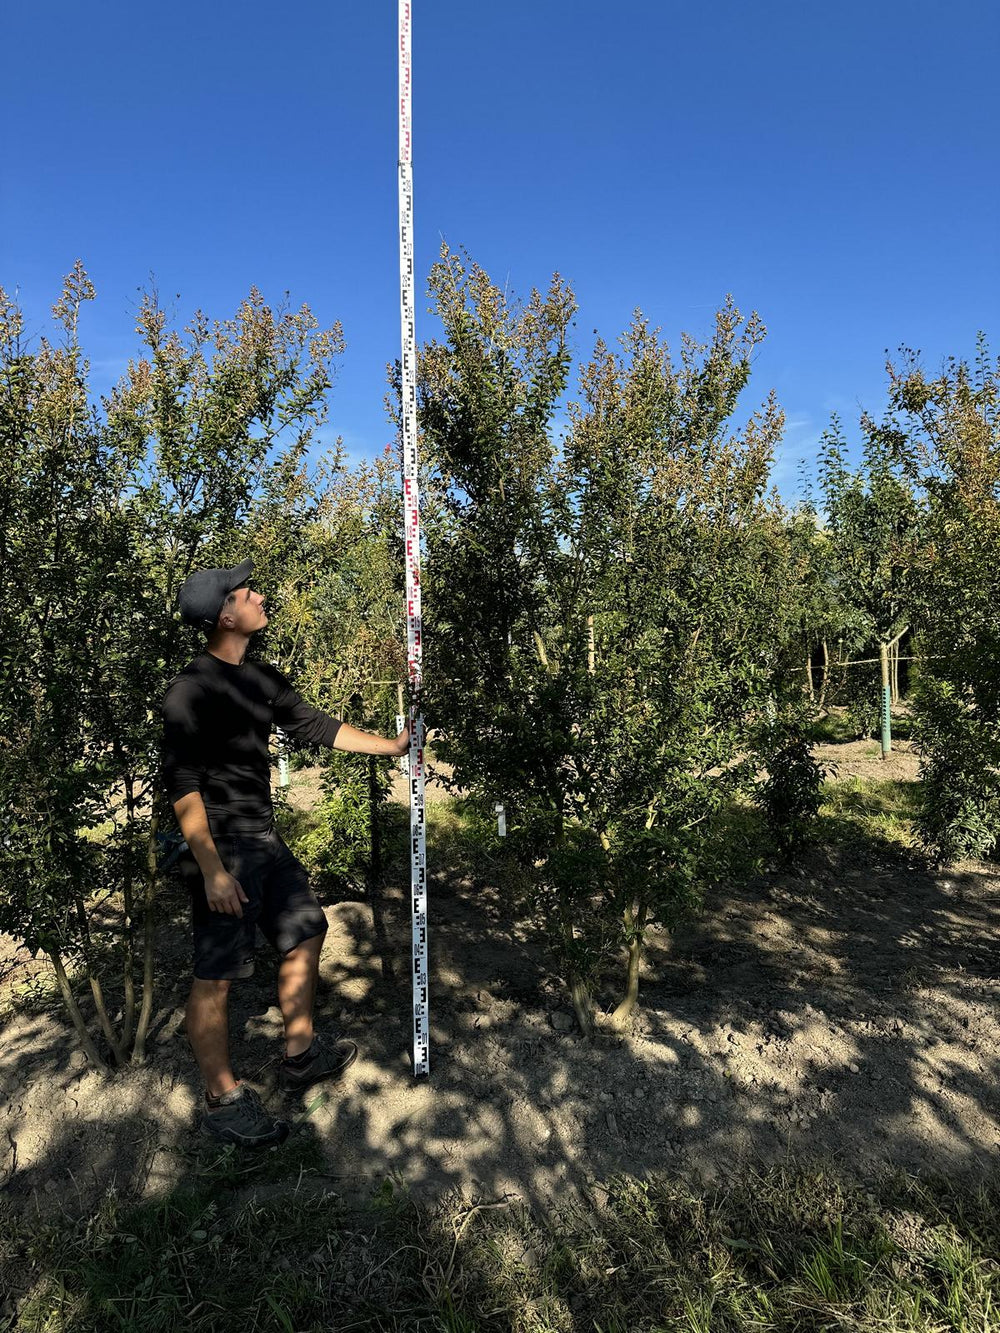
[3,1,997,497]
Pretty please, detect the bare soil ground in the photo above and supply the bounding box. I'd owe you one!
[3,737,999,1221]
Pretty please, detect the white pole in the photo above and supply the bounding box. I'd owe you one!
[398,0,429,1077]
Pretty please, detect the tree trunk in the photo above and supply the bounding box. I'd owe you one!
[122,870,136,1052]
[532,630,550,671]
[132,815,160,1060]
[121,781,138,1053]
[609,899,648,1030]
[86,973,124,1066]
[557,899,593,1038]
[73,895,124,1065]
[550,796,592,1036]
[805,652,814,701]
[586,615,595,675]
[568,971,593,1038]
[368,755,381,880]
[836,637,846,702]
[817,639,830,710]
[47,948,106,1069]
[121,968,136,1055]
[896,637,906,703]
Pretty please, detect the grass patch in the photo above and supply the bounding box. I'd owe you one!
[809,707,915,746]
[708,798,771,880]
[0,964,64,1022]
[809,709,863,746]
[3,1163,998,1331]
[820,776,922,850]
[423,798,499,876]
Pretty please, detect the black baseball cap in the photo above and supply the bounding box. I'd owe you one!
[178,560,254,627]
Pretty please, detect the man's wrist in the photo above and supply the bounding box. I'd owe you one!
[194,848,225,880]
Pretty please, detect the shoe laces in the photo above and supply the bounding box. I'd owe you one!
[234,1084,271,1128]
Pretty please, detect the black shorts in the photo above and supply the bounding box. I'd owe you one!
[180,829,328,981]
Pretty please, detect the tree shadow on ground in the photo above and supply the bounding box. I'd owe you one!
[263,785,1000,1214]
[2,784,999,1242]
[3,1117,999,1331]
[637,790,1000,1186]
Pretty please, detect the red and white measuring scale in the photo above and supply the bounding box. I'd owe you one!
[397,0,429,1077]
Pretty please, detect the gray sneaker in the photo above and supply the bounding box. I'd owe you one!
[278,1034,358,1093]
[201,1083,290,1147]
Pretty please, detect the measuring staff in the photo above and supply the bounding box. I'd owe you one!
[398,0,430,1077]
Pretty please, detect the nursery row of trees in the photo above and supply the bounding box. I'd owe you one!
[1,256,997,1058]
[414,249,999,1032]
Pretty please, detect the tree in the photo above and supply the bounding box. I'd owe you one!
[416,248,816,1032]
[779,507,846,711]
[0,264,133,1064]
[0,268,349,1066]
[881,340,1000,858]
[818,414,922,748]
[270,455,405,895]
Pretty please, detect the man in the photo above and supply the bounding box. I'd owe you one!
[161,560,409,1147]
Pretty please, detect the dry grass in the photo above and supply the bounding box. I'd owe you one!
[3,1157,998,1331]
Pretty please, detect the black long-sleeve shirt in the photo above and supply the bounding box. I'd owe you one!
[161,653,342,836]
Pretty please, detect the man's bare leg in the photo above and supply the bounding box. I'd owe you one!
[186,978,238,1097]
[277,934,325,1058]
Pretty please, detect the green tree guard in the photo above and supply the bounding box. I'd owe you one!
[880,640,892,758]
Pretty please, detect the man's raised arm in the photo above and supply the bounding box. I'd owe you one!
[333,721,410,757]
[270,666,409,758]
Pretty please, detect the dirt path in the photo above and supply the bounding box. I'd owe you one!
[3,739,999,1217]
